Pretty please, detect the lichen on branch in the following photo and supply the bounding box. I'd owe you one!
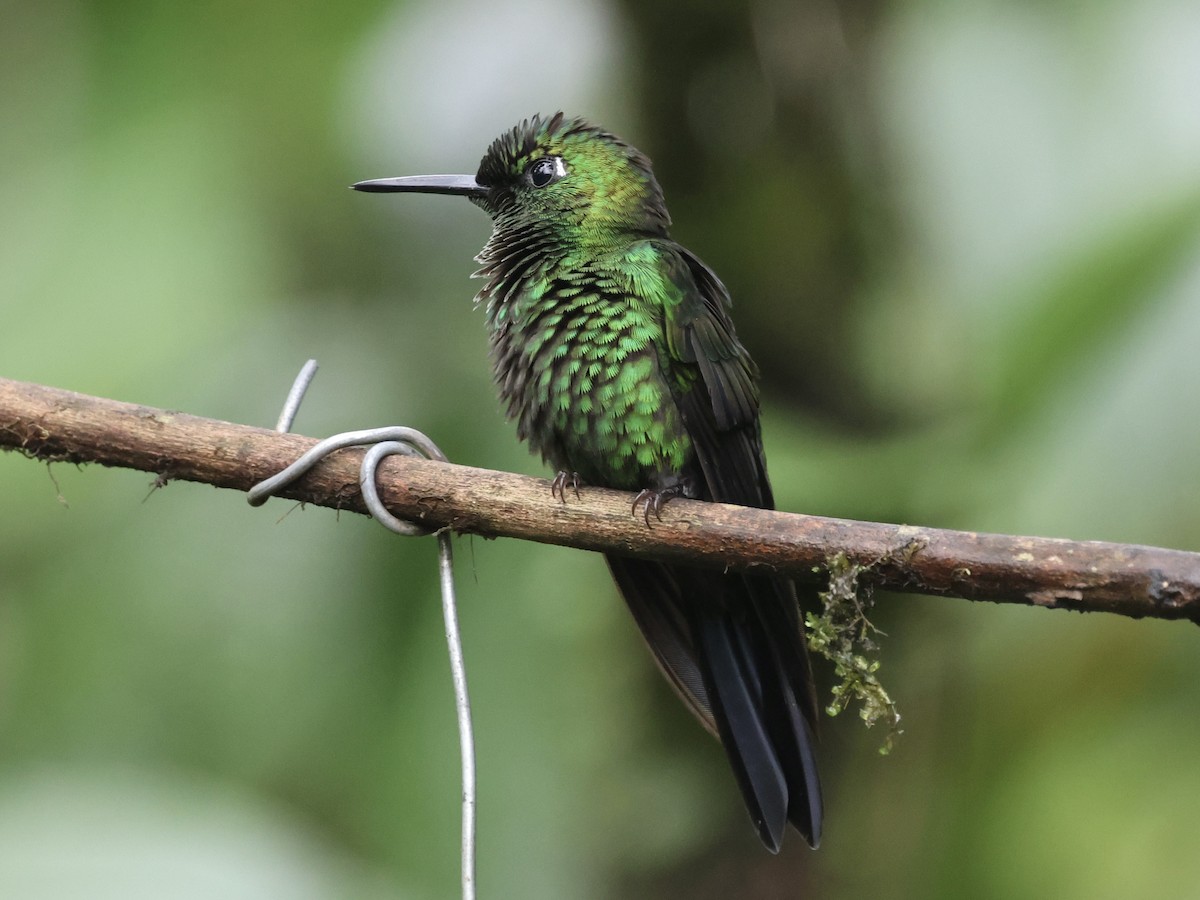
[806,553,903,754]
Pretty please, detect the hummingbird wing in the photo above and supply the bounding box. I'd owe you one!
[607,243,823,851]
[661,248,772,507]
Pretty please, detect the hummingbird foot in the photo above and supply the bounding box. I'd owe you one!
[551,470,583,502]
[631,483,687,526]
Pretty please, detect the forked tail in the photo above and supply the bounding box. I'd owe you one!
[606,555,822,851]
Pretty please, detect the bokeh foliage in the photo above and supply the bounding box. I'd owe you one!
[2,1,1199,897]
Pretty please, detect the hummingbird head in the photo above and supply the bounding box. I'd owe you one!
[472,113,671,238]
[354,112,671,245]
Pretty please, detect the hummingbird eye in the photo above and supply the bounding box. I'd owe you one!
[526,156,567,188]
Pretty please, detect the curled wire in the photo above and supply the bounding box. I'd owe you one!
[248,361,476,900]
[273,358,319,433]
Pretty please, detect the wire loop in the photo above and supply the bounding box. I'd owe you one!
[248,361,476,900]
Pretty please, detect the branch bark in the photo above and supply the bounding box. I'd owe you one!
[1,376,1196,623]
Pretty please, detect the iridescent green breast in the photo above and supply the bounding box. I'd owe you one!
[482,247,694,489]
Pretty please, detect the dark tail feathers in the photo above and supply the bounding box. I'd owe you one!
[606,555,822,851]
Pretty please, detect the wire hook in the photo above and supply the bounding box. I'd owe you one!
[248,360,476,900]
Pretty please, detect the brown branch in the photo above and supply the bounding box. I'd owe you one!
[1,376,1197,623]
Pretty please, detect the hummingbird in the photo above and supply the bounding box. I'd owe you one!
[354,112,822,851]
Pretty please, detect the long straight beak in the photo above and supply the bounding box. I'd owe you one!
[351,174,487,197]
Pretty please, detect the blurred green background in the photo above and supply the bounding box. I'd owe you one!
[3,1,1199,897]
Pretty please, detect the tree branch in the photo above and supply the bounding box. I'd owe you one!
[1,376,1196,623]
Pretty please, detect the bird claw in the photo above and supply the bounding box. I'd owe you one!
[631,485,684,526]
[551,470,583,503]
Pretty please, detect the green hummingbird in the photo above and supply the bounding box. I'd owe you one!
[354,112,822,852]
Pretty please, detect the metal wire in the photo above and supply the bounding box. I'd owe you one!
[249,361,476,900]
[274,359,319,433]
